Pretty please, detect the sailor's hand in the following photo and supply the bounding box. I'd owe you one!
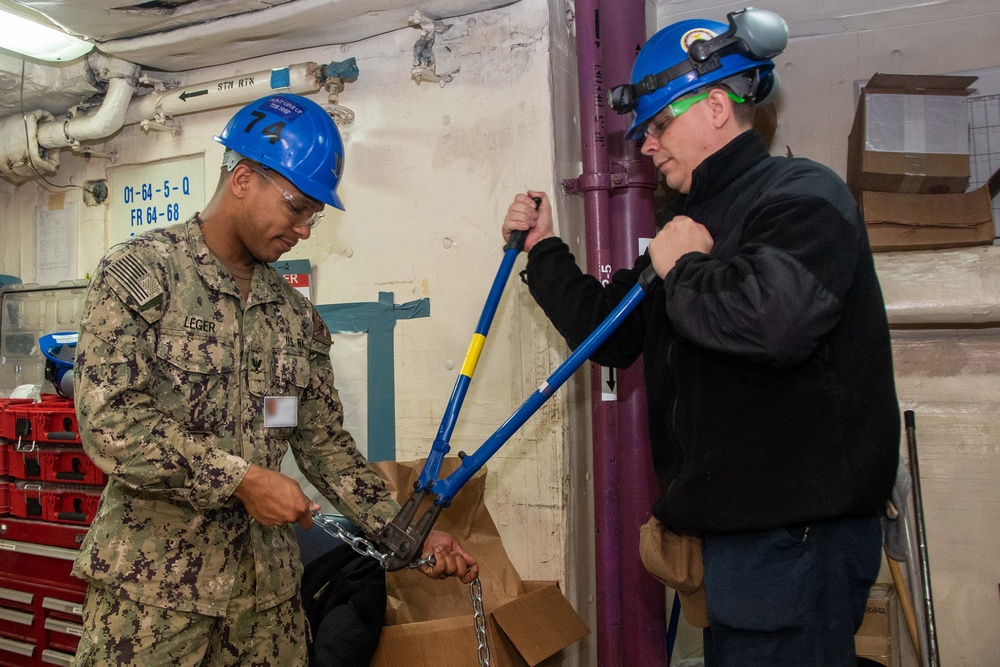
[234,464,319,529]
[419,530,479,584]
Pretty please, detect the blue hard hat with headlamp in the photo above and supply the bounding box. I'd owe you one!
[40,331,77,399]
[214,93,347,210]
[608,8,789,140]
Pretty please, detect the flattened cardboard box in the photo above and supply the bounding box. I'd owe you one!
[863,167,1000,252]
[848,73,976,197]
[369,459,590,667]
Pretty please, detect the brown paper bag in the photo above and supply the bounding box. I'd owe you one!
[372,458,525,624]
[638,516,709,628]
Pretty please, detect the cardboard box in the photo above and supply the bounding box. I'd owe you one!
[863,167,1000,252]
[855,584,896,666]
[848,73,977,197]
[369,459,590,666]
[372,580,588,667]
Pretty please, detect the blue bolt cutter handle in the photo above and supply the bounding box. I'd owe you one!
[379,201,660,570]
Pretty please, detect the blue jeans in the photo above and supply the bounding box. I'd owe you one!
[701,516,882,667]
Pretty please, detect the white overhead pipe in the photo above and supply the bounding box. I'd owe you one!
[0,56,344,184]
[124,62,324,129]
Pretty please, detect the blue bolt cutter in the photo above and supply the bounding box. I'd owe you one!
[380,200,660,570]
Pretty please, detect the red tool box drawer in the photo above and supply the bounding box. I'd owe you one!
[5,447,106,487]
[8,482,100,526]
[0,606,35,644]
[0,518,88,551]
[0,478,10,514]
[42,616,82,655]
[0,441,7,476]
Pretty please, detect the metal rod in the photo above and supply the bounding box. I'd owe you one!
[904,410,939,667]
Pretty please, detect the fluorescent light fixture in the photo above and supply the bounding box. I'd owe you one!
[0,7,93,61]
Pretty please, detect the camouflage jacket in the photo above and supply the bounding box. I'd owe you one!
[72,216,399,616]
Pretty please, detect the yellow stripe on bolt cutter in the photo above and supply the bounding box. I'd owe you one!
[460,334,487,378]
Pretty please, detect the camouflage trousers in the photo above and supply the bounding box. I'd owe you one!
[72,545,308,667]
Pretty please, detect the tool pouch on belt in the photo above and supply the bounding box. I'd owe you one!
[639,516,709,628]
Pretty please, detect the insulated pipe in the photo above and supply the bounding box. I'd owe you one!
[36,76,138,148]
[601,2,664,665]
[572,1,622,663]
[124,63,324,126]
[3,59,327,184]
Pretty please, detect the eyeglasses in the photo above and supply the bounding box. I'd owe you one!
[643,90,745,139]
[249,167,325,229]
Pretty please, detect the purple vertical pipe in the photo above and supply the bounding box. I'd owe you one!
[573,0,623,664]
[572,0,665,664]
[602,1,666,665]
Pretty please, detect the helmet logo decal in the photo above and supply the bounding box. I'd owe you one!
[680,28,717,52]
[262,96,306,121]
[333,153,343,180]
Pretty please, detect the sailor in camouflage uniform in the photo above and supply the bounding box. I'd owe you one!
[71,94,478,667]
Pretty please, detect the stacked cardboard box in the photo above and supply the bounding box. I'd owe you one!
[847,73,998,252]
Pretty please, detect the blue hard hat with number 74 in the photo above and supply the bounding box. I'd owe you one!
[214,94,346,210]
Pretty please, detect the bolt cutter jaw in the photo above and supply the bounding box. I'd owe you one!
[380,488,446,571]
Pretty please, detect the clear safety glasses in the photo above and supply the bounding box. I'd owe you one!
[249,167,325,230]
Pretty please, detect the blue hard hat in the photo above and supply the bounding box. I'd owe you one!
[214,94,346,210]
[618,9,786,140]
[40,331,77,398]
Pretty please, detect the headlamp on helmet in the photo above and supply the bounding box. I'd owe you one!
[608,7,788,138]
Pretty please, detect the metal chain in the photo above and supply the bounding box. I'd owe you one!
[470,576,491,667]
[312,512,392,567]
[311,512,436,569]
[312,512,490,665]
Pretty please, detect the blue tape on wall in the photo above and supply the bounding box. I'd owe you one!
[315,292,430,462]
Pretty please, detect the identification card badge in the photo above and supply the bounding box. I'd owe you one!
[264,396,298,428]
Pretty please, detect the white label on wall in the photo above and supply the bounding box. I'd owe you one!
[109,155,206,244]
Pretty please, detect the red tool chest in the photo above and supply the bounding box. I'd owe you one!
[1,281,96,667]
[0,544,87,667]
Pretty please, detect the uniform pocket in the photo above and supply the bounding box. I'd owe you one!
[155,330,236,432]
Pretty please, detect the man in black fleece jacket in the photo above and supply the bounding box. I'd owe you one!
[502,10,899,667]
